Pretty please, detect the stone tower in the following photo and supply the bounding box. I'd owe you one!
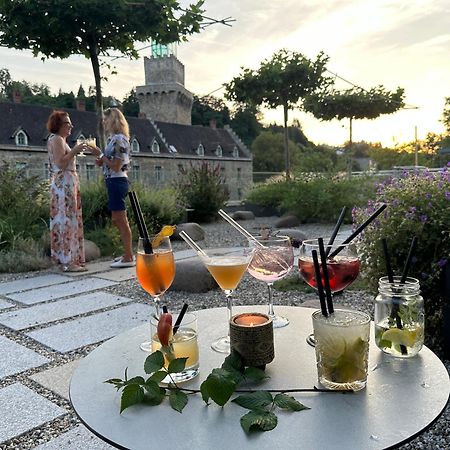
[136,43,193,125]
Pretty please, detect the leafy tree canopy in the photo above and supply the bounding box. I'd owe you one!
[192,95,230,128]
[443,97,450,135]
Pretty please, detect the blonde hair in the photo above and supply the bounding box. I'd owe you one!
[104,108,130,138]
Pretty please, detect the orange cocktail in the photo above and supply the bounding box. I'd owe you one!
[205,257,249,291]
[136,250,175,296]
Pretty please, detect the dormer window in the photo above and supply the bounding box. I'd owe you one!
[232,146,239,158]
[215,145,223,157]
[131,138,140,153]
[15,130,28,146]
[197,143,204,156]
[151,139,160,154]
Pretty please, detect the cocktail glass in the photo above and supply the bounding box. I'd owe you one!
[299,239,361,345]
[199,247,254,353]
[76,137,87,157]
[312,309,370,391]
[150,312,199,383]
[136,236,175,352]
[247,235,294,328]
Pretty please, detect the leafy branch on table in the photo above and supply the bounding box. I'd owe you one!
[105,350,310,433]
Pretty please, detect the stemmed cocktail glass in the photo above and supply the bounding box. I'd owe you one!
[247,235,294,328]
[298,239,361,345]
[136,236,175,352]
[199,247,254,353]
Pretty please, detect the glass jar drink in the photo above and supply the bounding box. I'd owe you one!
[374,276,424,358]
[312,309,370,391]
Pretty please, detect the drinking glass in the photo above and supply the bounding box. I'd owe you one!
[299,239,361,345]
[150,312,199,383]
[199,247,254,353]
[247,235,294,328]
[136,236,175,352]
[76,137,87,157]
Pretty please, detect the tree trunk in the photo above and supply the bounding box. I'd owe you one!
[283,103,290,180]
[349,116,353,146]
[88,38,105,148]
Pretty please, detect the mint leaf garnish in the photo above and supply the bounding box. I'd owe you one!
[232,391,273,410]
[273,393,310,411]
[240,410,278,433]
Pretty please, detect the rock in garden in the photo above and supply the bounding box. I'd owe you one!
[276,229,308,247]
[230,210,255,221]
[171,258,219,292]
[84,239,101,261]
[172,223,205,241]
[274,214,301,228]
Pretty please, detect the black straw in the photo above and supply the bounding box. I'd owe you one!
[173,303,189,335]
[318,238,334,314]
[381,238,394,283]
[128,191,152,254]
[400,236,418,283]
[326,206,347,257]
[329,203,387,258]
[312,250,328,317]
[162,305,168,314]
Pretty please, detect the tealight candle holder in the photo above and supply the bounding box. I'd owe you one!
[230,313,274,368]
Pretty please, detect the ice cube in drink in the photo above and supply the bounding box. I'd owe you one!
[312,309,370,391]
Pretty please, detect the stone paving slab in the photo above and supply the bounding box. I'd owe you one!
[5,278,118,305]
[26,303,153,352]
[61,260,113,277]
[0,292,134,331]
[30,359,81,400]
[0,299,13,310]
[34,425,115,449]
[0,336,50,378]
[0,383,65,443]
[94,267,136,282]
[0,274,72,295]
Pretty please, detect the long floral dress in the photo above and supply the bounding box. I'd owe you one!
[48,135,85,267]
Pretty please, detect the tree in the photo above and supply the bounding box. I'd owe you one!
[0,0,206,146]
[191,95,230,127]
[443,97,450,135]
[225,49,331,178]
[304,86,405,145]
[229,104,262,148]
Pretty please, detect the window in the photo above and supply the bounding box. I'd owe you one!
[220,167,226,177]
[15,130,28,146]
[132,165,140,181]
[237,167,242,180]
[86,164,96,181]
[44,163,49,179]
[196,144,204,156]
[155,166,163,182]
[15,162,27,171]
[169,145,178,153]
[177,164,184,173]
[131,138,140,153]
[151,139,160,154]
[215,145,222,157]
[232,146,239,158]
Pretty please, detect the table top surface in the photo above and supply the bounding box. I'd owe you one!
[70,305,450,450]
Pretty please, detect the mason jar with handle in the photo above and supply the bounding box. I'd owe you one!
[374,276,424,357]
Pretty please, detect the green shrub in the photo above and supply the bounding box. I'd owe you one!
[353,165,450,353]
[84,223,121,257]
[0,237,51,273]
[80,179,110,229]
[174,162,228,223]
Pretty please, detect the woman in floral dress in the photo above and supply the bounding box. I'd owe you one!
[46,110,87,272]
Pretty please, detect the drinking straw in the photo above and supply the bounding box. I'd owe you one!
[312,250,328,317]
[218,209,264,248]
[400,236,418,283]
[162,305,168,313]
[179,230,207,257]
[318,238,334,314]
[329,203,387,258]
[381,238,394,283]
[173,303,189,335]
[325,206,347,257]
[128,191,152,254]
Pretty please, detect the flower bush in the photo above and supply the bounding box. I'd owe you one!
[353,164,450,352]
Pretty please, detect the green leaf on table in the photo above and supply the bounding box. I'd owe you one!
[120,384,144,413]
[240,410,278,433]
[222,350,244,372]
[143,380,165,405]
[125,376,145,386]
[144,351,164,374]
[169,389,188,413]
[167,357,188,374]
[243,367,269,383]
[149,370,168,384]
[200,368,237,406]
[200,381,210,404]
[273,393,310,411]
[232,391,273,410]
[104,378,125,390]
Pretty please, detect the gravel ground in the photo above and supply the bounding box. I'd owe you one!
[1,216,449,449]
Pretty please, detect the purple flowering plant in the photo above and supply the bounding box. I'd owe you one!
[353,165,450,349]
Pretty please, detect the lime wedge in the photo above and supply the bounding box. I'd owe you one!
[381,328,417,347]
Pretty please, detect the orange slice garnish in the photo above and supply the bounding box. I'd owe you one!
[152,225,176,247]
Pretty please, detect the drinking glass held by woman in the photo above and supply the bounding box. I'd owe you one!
[91,108,135,268]
[46,110,88,273]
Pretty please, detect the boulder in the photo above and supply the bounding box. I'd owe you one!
[276,229,308,248]
[274,214,301,228]
[172,223,205,241]
[171,258,219,293]
[84,239,101,261]
[230,210,255,221]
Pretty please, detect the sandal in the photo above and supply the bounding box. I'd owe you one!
[63,265,88,273]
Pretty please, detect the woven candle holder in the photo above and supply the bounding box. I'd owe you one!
[230,313,274,368]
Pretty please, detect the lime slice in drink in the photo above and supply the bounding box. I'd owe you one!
[381,328,417,347]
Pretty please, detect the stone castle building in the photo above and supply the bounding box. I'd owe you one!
[0,45,252,200]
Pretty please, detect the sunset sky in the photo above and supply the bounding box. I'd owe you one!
[0,0,449,147]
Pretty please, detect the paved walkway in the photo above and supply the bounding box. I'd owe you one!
[0,250,198,449]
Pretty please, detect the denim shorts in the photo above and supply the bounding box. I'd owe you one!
[106,177,129,211]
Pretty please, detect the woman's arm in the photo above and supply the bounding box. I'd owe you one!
[51,135,84,170]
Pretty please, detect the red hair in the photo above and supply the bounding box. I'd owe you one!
[46,110,69,134]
